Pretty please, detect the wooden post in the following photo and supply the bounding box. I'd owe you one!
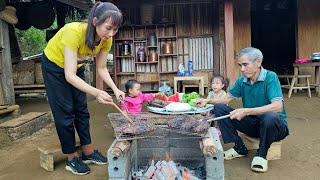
[212,1,220,75]
[0,20,15,105]
[224,0,236,86]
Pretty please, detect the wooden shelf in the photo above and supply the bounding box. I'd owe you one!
[159,71,178,74]
[159,54,177,56]
[116,72,134,76]
[134,40,147,43]
[139,80,159,84]
[135,61,158,64]
[14,84,45,88]
[158,36,177,39]
[113,23,177,92]
[115,55,134,58]
[141,90,159,92]
[115,38,133,41]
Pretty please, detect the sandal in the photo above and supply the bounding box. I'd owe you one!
[251,156,268,172]
[224,148,245,160]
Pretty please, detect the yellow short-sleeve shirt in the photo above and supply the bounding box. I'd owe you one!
[44,22,112,68]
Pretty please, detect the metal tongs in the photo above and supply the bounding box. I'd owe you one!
[119,96,129,114]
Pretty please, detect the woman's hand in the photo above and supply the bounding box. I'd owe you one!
[96,90,113,105]
[114,89,125,101]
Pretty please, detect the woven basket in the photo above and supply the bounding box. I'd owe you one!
[0,6,18,25]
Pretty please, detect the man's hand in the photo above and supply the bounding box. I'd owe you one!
[195,98,207,107]
[96,90,113,105]
[230,108,249,121]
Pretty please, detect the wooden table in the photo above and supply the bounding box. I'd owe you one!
[293,62,320,97]
[173,76,204,96]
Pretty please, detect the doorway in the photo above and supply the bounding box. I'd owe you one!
[251,0,297,74]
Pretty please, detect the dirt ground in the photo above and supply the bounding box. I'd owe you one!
[0,92,319,180]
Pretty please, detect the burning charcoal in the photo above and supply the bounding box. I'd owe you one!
[114,121,157,135]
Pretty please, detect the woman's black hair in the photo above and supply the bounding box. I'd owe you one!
[211,74,229,91]
[125,79,140,92]
[85,2,123,50]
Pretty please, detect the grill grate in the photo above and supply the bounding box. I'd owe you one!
[108,113,207,140]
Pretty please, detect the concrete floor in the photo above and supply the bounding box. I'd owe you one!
[0,92,319,180]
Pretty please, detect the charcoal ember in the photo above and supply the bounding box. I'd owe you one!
[147,99,168,108]
[115,121,157,135]
[167,115,209,134]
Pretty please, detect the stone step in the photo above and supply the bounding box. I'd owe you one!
[0,105,21,124]
[0,111,52,140]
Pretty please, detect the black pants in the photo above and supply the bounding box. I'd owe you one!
[41,53,91,154]
[214,103,289,158]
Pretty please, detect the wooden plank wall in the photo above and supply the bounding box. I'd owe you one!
[0,20,15,105]
[297,0,320,83]
[233,0,251,79]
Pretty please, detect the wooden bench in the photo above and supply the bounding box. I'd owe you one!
[38,140,81,171]
[239,132,282,160]
[278,74,311,98]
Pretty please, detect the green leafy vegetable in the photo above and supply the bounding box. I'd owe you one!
[182,92,201,106]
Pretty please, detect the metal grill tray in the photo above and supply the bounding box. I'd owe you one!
[107,113,208,140]
[147,104,214,115]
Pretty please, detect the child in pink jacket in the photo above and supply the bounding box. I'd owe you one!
[121,79,158,113]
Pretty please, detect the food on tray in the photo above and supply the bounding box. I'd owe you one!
[181,92,201,107]
[156,92,180,103]
[167,115,210,134]
[148,99,168,108]
[114,121,157,135]
[164,102,192,112]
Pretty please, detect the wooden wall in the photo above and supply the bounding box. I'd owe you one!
[297,0,320,83]
[218,0,251,82]
[297,0,320,59]
[233,0,251,79]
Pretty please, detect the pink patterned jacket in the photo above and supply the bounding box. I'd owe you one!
[121,93,154,113]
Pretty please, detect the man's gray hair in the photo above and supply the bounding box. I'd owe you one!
[238,47,263,62]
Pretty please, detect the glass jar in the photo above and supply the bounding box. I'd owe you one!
[120,41,131,56]
[149,49,158,62]
[137,47,146,62]
[162,42,173,54]
[148,32,157,46]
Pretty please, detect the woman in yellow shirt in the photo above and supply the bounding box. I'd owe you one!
[41,2,124,175]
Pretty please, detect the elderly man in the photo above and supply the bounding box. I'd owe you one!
[196,47,289,172]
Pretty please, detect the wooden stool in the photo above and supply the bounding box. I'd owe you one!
[38,140,80,171]
[239,133,282,160]
[278,75,292,89]
[288,75,311,98]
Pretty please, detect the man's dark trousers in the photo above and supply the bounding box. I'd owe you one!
[214,103,289,158]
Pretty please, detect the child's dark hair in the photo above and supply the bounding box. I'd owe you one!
[211,74,229,91]
[125,79,140,92]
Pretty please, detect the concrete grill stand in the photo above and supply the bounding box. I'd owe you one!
[107,128,224,180]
